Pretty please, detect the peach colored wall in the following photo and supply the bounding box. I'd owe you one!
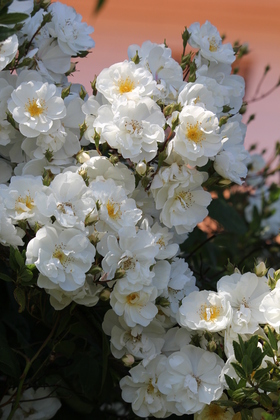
[60,0,280,156]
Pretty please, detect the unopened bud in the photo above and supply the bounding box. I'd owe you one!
[219,178,232,186]
[79,86,87,100]
[109,155,119,164]
[76,150,90,164]
[207,340,217,352]
[136,162,147,176]
[122,354,135,367]
[99,288,111,301]
[156,297,170,308]
[61,84,71,100]
[254,261,268,277]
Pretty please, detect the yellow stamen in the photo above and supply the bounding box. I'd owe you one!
[25,98,46,117]
[15,194,34,212]
[208,36,219,52]
[186,121,205,144]
[126,292,140,305]
[199,303,221,322]
[176,191,193,209]
[118,77,135,94]
[106,200,121,220]
[53,247,68,267]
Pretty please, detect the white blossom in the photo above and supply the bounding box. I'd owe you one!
[0,34,18,71]
[8,81,66,137]
[0,387,61,420]
[173,105,222,167]
[47,2,95,55]
[94,97,165,163]
[96,60,156,103]
[26,224,96,292]
[189,21,235,64]
[157,345,225,415]
[103,309,166,360]
[217,272,270,335]
[120,355,173,418]
[178,290,232,332]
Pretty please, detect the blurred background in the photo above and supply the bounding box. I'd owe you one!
[60,0,280,156]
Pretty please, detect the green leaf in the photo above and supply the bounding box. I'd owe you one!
[260,380,279,392]
[266,326,278,351]
[253,366,271,381]
[251,348,265,371]
[242,355,253,376]
[0,272,14,282]
[0,12,28,24]
[259,393,273,409]
[231,362,247,380]
[241,409,253,420]
[13,286,25,313]
[18,267,35,284]
[233,340,243,363]
[0,25,16,41]
[224,374,239,390]
[0,1,12,12]
[262,340,275,358]
[208,198,247,234]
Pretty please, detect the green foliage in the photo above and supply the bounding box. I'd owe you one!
[218,334,280,418]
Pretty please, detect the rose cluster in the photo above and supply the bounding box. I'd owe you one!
[2,2,279,419]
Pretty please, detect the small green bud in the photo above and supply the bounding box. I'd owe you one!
[222,105,233,113]
[247,114,255,124]
[131,50,140,65]
[79,85,87,100]
[87,265,103,276]
[156,297,170,308]
[44,149,53,162]
[42,169,54,186]
[79,121,88,139]
[219,115,231,127]
[238,102,247,115]
[61,84,71,99]
[93,129,100,150]
[163,103,182,117]
[91,76,97,96]
[207,340,217,352]
[109,154,119,164]
[171,113,180,131]
[182,27,191,49]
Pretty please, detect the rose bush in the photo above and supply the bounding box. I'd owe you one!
[0,1,280,419]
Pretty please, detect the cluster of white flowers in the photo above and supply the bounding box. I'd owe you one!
[1,5,273,418]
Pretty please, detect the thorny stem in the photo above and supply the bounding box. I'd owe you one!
[7,315,60,420]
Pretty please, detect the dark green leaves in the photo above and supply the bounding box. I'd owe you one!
[208,197,247,234]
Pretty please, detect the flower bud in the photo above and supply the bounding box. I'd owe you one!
[207,340,217,352]
[136,162,147,176]
[76,150,90,164]
[99,289,111,301]
[122,354,135,367]
[254,261,268,277]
